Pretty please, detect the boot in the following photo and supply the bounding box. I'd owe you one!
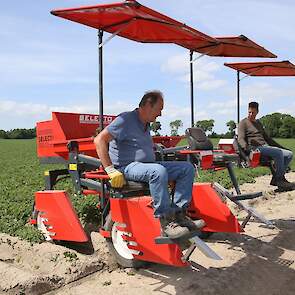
[270,176,295,188]
[159,215,190,239]
[282,175,294,184]
[270,176,277,186]
[276,179,295,191]
[175,211,206,231]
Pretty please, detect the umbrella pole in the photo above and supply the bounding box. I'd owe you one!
[190,50,194,127]
[237,70,240,124]
[98,29,104,131]
[98,29,106,225]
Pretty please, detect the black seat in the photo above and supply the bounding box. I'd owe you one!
[111,181,150,198]
[186,128,213,150]
[185,128,239,165]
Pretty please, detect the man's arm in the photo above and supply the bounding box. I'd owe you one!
[238,120,248,151]
[94,128,113,168]
[94,128,126,188]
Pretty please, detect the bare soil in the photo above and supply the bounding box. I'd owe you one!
[1,173,295,295]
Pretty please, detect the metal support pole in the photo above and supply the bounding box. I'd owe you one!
[237,70,240,124]
[190,51,194,127]
[226,162,241,195]
[98,30,104,132]
[98,30,106,223]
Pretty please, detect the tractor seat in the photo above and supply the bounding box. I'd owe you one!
[186,127,213,150]
[111,181,150,198]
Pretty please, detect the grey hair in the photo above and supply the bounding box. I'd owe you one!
[139,90,163,107]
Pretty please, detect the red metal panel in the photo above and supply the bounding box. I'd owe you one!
[152,136,184,148]
[110,197,187,267]
[36,120,56,158]
[189,183,242,233]
[36,112,116,159]
[53,112,116,140]
[35,190,88,242]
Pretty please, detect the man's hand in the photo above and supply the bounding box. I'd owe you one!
[105,165,126,188]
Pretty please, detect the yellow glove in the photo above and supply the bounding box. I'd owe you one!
[105,165,126,188]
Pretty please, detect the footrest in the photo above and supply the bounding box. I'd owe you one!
[154,230,199,244]
[232,191,262,201]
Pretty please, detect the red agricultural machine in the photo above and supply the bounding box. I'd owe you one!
[31,111,273,268]
[30,0,275,268]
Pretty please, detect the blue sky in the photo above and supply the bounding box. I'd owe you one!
[1,0,295,134]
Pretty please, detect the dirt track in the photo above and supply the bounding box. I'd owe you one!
[48,173,295,295]
[1,173,295,295]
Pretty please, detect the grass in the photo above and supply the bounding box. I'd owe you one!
[0,139,99,243]
[0,137,294,242]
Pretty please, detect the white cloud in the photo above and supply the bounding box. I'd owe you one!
[161,54,227,90]
[277,105,295,117]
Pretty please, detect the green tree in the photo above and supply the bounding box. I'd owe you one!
[195,119,215,134]
[0,130,8,139]
[169,119,183,136]
[150,121,161,136]
[260,112,295,138]
[279,115,295,138]
[226,120,236,137]
[260,113,283,137]
[6,128,36,139]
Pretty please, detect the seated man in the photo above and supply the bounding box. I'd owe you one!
[238,101,294,190]
[94,90,205,240]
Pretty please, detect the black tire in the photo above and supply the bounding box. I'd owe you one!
[104,214,145,268]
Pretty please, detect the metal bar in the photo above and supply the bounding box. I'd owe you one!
[98,30,104,132]
[237,70,240,124]
[192,46,216,62]
[226,161,241,195]
[77,154,101,168]
[189,235,222,260]
[99,21,132,48]
[238,202,275,228]
[181,243,197,262]
[241,213,252,229]
[212,182,273,227]
[190,50,194,127]
[80,178,103,192]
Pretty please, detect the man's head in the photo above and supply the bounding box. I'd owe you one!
[139,90,164,123]
[248,101,259,121]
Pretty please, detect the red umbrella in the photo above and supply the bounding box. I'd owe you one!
[51,1,215,43]
[224,61,295,122]
[179,35,276,58]
[51,0,217,129]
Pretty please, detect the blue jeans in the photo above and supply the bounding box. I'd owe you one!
[257,145,293,179]
[121,161,195,218]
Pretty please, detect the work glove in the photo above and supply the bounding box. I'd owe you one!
[105,165,126,188]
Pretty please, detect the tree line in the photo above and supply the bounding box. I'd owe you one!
[0,128,36,139]
[151,112,295,138]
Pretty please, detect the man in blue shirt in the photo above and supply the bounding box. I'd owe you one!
[94,90,205,239]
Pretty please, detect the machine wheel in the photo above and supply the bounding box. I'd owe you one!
[104,214,145,268]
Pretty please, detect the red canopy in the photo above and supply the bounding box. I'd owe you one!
[177,35,276,58]
[224,61,295,76]
[51,0,215,44]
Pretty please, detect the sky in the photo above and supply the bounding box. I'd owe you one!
[1,0,295,135]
